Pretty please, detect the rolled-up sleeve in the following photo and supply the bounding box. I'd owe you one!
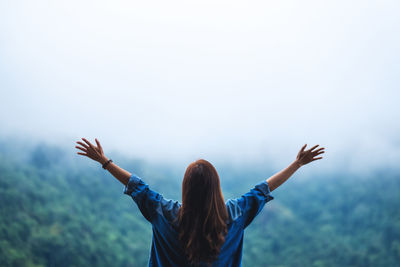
[236,180,274,228]
[123,173,164,223]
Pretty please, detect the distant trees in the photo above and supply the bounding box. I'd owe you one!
[0,141,399,266]
[30,143,64,168]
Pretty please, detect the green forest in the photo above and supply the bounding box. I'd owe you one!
[0,140,399,267]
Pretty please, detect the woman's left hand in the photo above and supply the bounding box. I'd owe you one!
[76,138,108,164]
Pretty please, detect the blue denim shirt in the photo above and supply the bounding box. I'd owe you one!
[124,173,274,267]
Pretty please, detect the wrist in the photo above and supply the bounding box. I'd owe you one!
[99,156,109,165]
[293,159,302,169]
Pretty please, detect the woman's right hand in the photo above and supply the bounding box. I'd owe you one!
[295,144,325,167]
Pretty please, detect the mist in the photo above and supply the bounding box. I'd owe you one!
[1,0,399,174]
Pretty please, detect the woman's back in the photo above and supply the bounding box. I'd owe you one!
[75,139,324,266]
[124,173,274,267]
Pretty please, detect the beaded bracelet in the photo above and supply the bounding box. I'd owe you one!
[102,159,113,169]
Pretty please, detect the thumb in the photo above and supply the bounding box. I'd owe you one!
[300,144,307,153]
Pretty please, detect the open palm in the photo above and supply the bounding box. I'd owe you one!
[75,138,106,163]
[296,144,325,166]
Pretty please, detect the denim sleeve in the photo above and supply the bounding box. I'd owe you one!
[236,180,274,228]
[123,173,180,224]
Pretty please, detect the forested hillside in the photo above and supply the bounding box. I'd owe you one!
[0,141,399,266]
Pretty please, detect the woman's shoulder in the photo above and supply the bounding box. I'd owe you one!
[225,199,243,224]
[156,198,181,226]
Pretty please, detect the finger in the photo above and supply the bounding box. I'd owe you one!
[313,151,325,157]
[308,144,319,152]
[95,138,103,153]
[75,146,87,152]
[76,141,89,149]
[315,147,325,152]
[312,157,323,161]
[300,144,307,153]
[77,152,88,157]
[82,138,95,149]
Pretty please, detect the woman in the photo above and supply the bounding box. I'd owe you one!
[76,138,324,266]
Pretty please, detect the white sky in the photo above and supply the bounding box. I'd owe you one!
[0,0,399,173]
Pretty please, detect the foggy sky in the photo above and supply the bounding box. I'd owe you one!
[1,0,399,174]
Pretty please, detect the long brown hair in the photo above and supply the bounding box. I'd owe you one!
[176,159,228,265]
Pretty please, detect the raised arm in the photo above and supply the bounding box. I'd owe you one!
[75,138,131,186]
[75,138,179,223]
[266,144,325,192]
